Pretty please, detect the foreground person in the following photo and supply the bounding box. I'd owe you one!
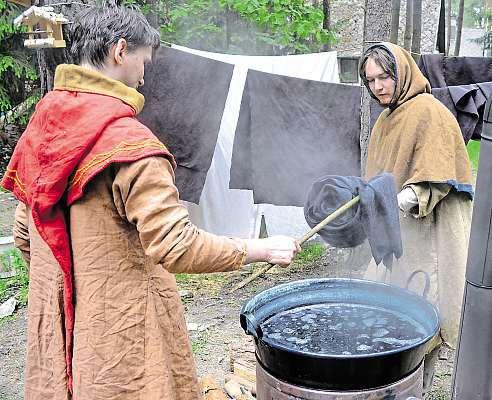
[3,7,299,400]
[359,42,473,391]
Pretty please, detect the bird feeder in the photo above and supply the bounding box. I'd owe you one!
[7,0,32,7]
[14,6,69,49]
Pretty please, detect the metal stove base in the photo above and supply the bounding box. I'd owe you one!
[256,361,423,400]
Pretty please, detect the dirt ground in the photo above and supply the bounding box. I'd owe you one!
[0,190,17,237]
[0,190,453,400]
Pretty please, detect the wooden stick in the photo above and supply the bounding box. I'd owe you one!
[230,195,360,293]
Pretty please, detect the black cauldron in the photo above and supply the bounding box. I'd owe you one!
[240,278,439,391]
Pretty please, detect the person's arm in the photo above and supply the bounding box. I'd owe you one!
[112,156,299,274]
[398,183,451,218]
[13,202,30,265]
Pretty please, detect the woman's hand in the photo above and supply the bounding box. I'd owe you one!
[397,186,419,216]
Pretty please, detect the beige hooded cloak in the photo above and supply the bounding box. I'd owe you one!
[363,43,473,349]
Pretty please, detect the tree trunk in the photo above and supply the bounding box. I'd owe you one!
[403,0,413,50]
[411,0,422,60]
[390,0,401,44]
[322,0,331,51]
[225,6,232,52]
[454,0,465,56]
[445,0,451,54]
[37,47,72,95]
[360,0,392,172]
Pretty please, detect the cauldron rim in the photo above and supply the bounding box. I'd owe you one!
[240,277,440,390]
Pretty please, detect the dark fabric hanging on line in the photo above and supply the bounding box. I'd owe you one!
[304,173,402,268]
[432,82,492,143]
[138,46,234,204]
[418,54,492,88]
[230,69,361,207]
[417,54,447,88]
[369,83,492,143]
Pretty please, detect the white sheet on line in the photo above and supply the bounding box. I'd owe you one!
[173,44,340,239]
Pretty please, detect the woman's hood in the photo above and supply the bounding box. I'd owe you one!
[365,42,431,108]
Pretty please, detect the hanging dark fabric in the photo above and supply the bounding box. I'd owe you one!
[138,46,234,204]
[418,54,492,88]
[230,69,361,207]
[432,82,492,143]
[370,83,492,143]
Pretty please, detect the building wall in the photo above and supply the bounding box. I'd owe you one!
[331,0,442,55]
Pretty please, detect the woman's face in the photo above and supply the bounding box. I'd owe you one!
[364,57,396,106]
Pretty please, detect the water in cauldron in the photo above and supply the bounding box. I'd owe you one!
[260,303,426,355]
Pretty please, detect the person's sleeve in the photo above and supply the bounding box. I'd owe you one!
[13,202,30,265]
[406,182,451,218]
[112,156,247,274]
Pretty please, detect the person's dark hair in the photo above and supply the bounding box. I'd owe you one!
[69,6,160,68]
[358,46,397,86]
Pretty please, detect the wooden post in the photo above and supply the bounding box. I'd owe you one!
[322,0,332,51]
[360,0,392,172]
[411,0,422,60]
[404,0,413,50]
[445,0,451,55]
[454,0,465,56]
[390,0,401,44]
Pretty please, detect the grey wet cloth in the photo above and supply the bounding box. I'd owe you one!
[432,82,492,142]
[230,69,361,207]
[418,54,492,88]
[304,173,403,268]
[138,46,234,204]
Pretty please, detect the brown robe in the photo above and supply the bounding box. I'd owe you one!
[14,157,246,400]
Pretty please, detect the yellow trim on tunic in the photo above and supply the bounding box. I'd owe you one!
[69,139,166,189]
[3,169,26,195]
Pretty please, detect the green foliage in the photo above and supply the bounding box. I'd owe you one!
[220,0,335,53]
[0,313,16,326]
[159,0,228,51]
[175,272,193,283]
[295,241,325,265]
[452,0,488,28]
[136,0,336,55]
[175,272,227,297]
[467,139,480,172]
[470,8,492,55]
[0,0,38,116]
[190,331,209,354]
[0,248,29,306]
